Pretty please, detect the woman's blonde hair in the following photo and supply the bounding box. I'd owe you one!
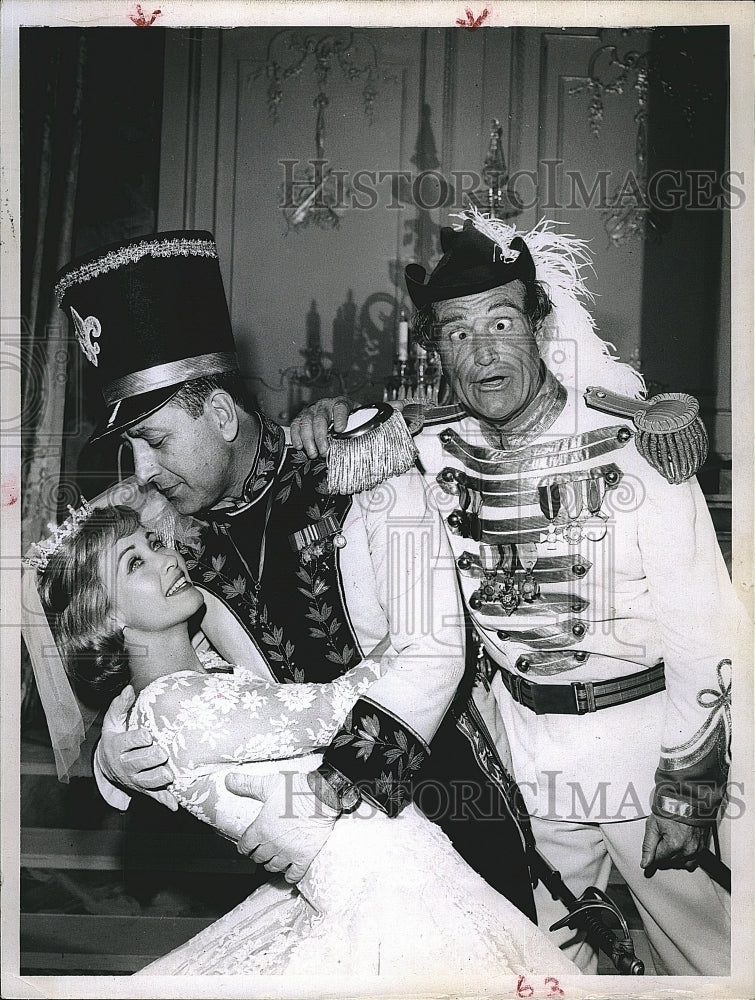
[40,505,141,710]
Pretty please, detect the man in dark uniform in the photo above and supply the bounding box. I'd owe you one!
[56,230,536,916]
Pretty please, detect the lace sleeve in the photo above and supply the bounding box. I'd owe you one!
[132,658,381,773]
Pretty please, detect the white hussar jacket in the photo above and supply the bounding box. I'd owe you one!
[415,370,739,825]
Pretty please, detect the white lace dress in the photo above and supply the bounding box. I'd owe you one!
[132,656,578,981]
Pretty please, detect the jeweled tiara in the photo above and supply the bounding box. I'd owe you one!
[22,500,94,573]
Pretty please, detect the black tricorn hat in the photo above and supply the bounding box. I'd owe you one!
[405,219,535,309]
[55,231,239,441]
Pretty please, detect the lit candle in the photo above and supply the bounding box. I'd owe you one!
[397,314,409,361]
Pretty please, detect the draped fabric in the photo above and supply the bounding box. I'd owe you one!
[131,657,577,978]
[20,31,87,722]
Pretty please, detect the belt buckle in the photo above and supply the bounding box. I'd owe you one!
[573,680,597,714]
[509,671,524,705]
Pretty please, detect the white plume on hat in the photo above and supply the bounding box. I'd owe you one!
[454,206,647,400]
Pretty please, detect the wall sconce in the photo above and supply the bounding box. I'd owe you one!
[259,29,391,233]
[569,29,713,246]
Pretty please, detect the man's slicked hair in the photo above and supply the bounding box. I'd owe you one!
[170,372,258,419]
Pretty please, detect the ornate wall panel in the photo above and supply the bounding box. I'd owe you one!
[158,26,729,462]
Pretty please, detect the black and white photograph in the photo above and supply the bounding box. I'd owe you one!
[1,2,753,997]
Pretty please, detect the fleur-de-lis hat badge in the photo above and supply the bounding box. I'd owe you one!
[54,230,239,442]
[70,307,101,366]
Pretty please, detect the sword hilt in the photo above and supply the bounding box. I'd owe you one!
[532,855,645,976]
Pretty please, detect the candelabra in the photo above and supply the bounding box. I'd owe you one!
[383,311,441,403]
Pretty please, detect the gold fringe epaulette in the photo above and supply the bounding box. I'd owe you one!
[326,404,418,495]
[584,387,708,484]
[325,400,465,494]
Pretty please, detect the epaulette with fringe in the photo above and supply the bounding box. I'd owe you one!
[584,386,708,484]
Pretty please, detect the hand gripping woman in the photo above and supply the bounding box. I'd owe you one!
[22,501,578,982]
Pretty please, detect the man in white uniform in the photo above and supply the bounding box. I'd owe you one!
[292,210,739,975]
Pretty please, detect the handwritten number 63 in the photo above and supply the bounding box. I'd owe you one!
[516,975,565,998]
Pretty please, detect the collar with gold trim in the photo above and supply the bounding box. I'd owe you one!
[476,365,567,448]
[209,412,286,518]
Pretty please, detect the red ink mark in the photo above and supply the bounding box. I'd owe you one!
[545,977,565,998]
[456,7,489,30]
[516,975,534,998]
[129,4,161,26]
[1,476,19,507]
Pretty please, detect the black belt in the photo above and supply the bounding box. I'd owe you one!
[495,659,666,715]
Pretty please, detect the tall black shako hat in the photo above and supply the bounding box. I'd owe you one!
[55,231,238,441]
[405,219,535,308]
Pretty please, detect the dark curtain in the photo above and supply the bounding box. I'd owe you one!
[20,29,87,721]
[20,28,166,728]
[640,28,728,423]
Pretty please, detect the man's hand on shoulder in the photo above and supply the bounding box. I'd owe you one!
[289,396,356,459]
[97,685,178,811]
[641,813,708,873]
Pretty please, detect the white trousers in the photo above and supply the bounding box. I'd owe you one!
[530,814,731,976]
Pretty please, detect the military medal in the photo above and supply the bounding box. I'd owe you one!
[581,477,609,542]
[497,545,520,613]
[478,542,501,603]
[517,542,540,602]
[563,522,583,545]
[500,580,519,612]
[538,483,561,548]
[469,543,521,614]
[560,482,584,545]
[290,512,347,563]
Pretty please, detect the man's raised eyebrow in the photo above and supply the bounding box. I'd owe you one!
[487,298,523,314]
[439,312,466,325]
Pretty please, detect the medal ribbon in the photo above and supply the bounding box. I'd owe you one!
[289,512,342,553]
